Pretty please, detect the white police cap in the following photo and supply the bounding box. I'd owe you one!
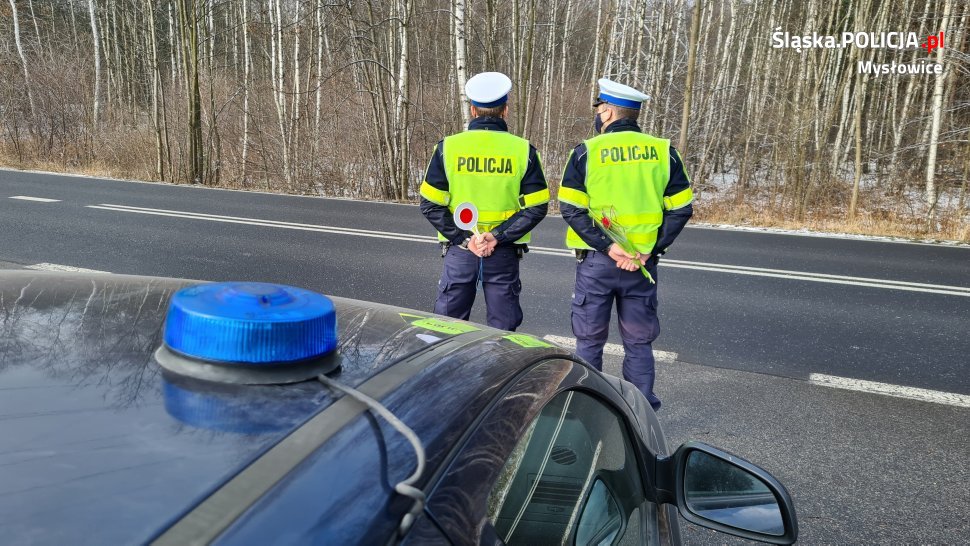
[466,72,513,108]
[597,78,650,109]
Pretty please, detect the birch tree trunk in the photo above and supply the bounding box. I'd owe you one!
[590,0,605,103]
[270,0,292,189]
[678,0,701,154]
[290,2,302,182]
[69,0,80,55]
[8,0,36,121]
[87,0,101,127]
[241,0,250,183]
[960,139,969,213]
[168,3,178,84]
[849,77,864,219]
[146,0,165,180]
[925,0,954,217]
[521,0,537,138]
[454,0,469,127]
[26,0,41,60]
[206,2,221,186]
[540,1,557,155]
[631,0,646,84]
[177,0,204,184]
[395,0,412,199]
[314,0,324,149]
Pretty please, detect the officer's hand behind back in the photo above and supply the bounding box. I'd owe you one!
[481,232,498,257]
[608,244,633,264]
[468,235,494,257]
[617,258,640,271]
[468,237,485,257]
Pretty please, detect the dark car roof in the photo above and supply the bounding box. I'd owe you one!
[0,271,570,545]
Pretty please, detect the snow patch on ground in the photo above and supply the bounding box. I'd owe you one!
[707,171,739,192]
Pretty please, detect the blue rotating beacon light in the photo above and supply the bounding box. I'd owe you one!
[155,282,339,384]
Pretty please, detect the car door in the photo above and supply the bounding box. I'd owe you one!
[423,358,665,546]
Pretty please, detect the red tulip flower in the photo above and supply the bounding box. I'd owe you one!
[589,207,655,284]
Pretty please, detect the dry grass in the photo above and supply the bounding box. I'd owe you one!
[695,198,970,243]
[0,119,158,183]
[0,156,133,181]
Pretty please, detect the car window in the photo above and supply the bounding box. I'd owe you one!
[575,478,623,544]
[486,389,652,545]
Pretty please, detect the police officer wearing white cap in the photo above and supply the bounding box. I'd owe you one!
[419,72,549,331]
[558,78,694,410]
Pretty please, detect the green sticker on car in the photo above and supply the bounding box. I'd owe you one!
[502,334,554,348]
[400,313,480,335]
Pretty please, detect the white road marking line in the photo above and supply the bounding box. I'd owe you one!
[88,203,970,297]
[528,252,970,295]
[87,204,439,244]
[809,374,970,408]
[526,252,970,296]
[661,259,970,294]
[528,248,573,257]
[658,262,970,297]
[25,263,110,274]
[9,168,970,244]
[9,195,61,203]
[542,334,679,361]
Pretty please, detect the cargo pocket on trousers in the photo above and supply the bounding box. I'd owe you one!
[571,291,588,338]
[625,295,660,344]
[433,281,450,314]
[572,291,586,308]
[510,279,523,328]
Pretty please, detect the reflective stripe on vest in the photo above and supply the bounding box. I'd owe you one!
[558,186,590,209]
[565,132,670,254]
[519,187,551,208]
[663,187,693,210]
[441,130,533,243]
[420,181,451,206]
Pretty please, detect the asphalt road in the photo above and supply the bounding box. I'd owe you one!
[2,168,969,544]
[1,168,967,395]
[637,354,970,545]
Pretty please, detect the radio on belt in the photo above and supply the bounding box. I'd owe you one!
[154,282,339,384]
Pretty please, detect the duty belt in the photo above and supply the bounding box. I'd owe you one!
[440,242,527,259]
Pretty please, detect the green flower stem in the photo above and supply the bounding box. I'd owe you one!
[639,264,655,284]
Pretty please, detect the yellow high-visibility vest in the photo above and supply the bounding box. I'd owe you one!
[560,131,683,254]
[420,129,548,244]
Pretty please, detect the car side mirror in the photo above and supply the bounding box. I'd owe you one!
[654,442,798,544]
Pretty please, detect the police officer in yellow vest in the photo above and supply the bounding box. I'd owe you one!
[559,78,694,410]
[419,72,549,331]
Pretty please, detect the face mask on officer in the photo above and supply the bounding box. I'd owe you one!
[593,105,611,134]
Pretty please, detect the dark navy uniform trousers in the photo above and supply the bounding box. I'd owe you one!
[434,245,523,331]
[572,250,662,409]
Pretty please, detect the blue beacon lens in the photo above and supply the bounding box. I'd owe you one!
[163,282,337,365]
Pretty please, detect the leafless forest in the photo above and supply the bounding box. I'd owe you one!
[1,0,968,239]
